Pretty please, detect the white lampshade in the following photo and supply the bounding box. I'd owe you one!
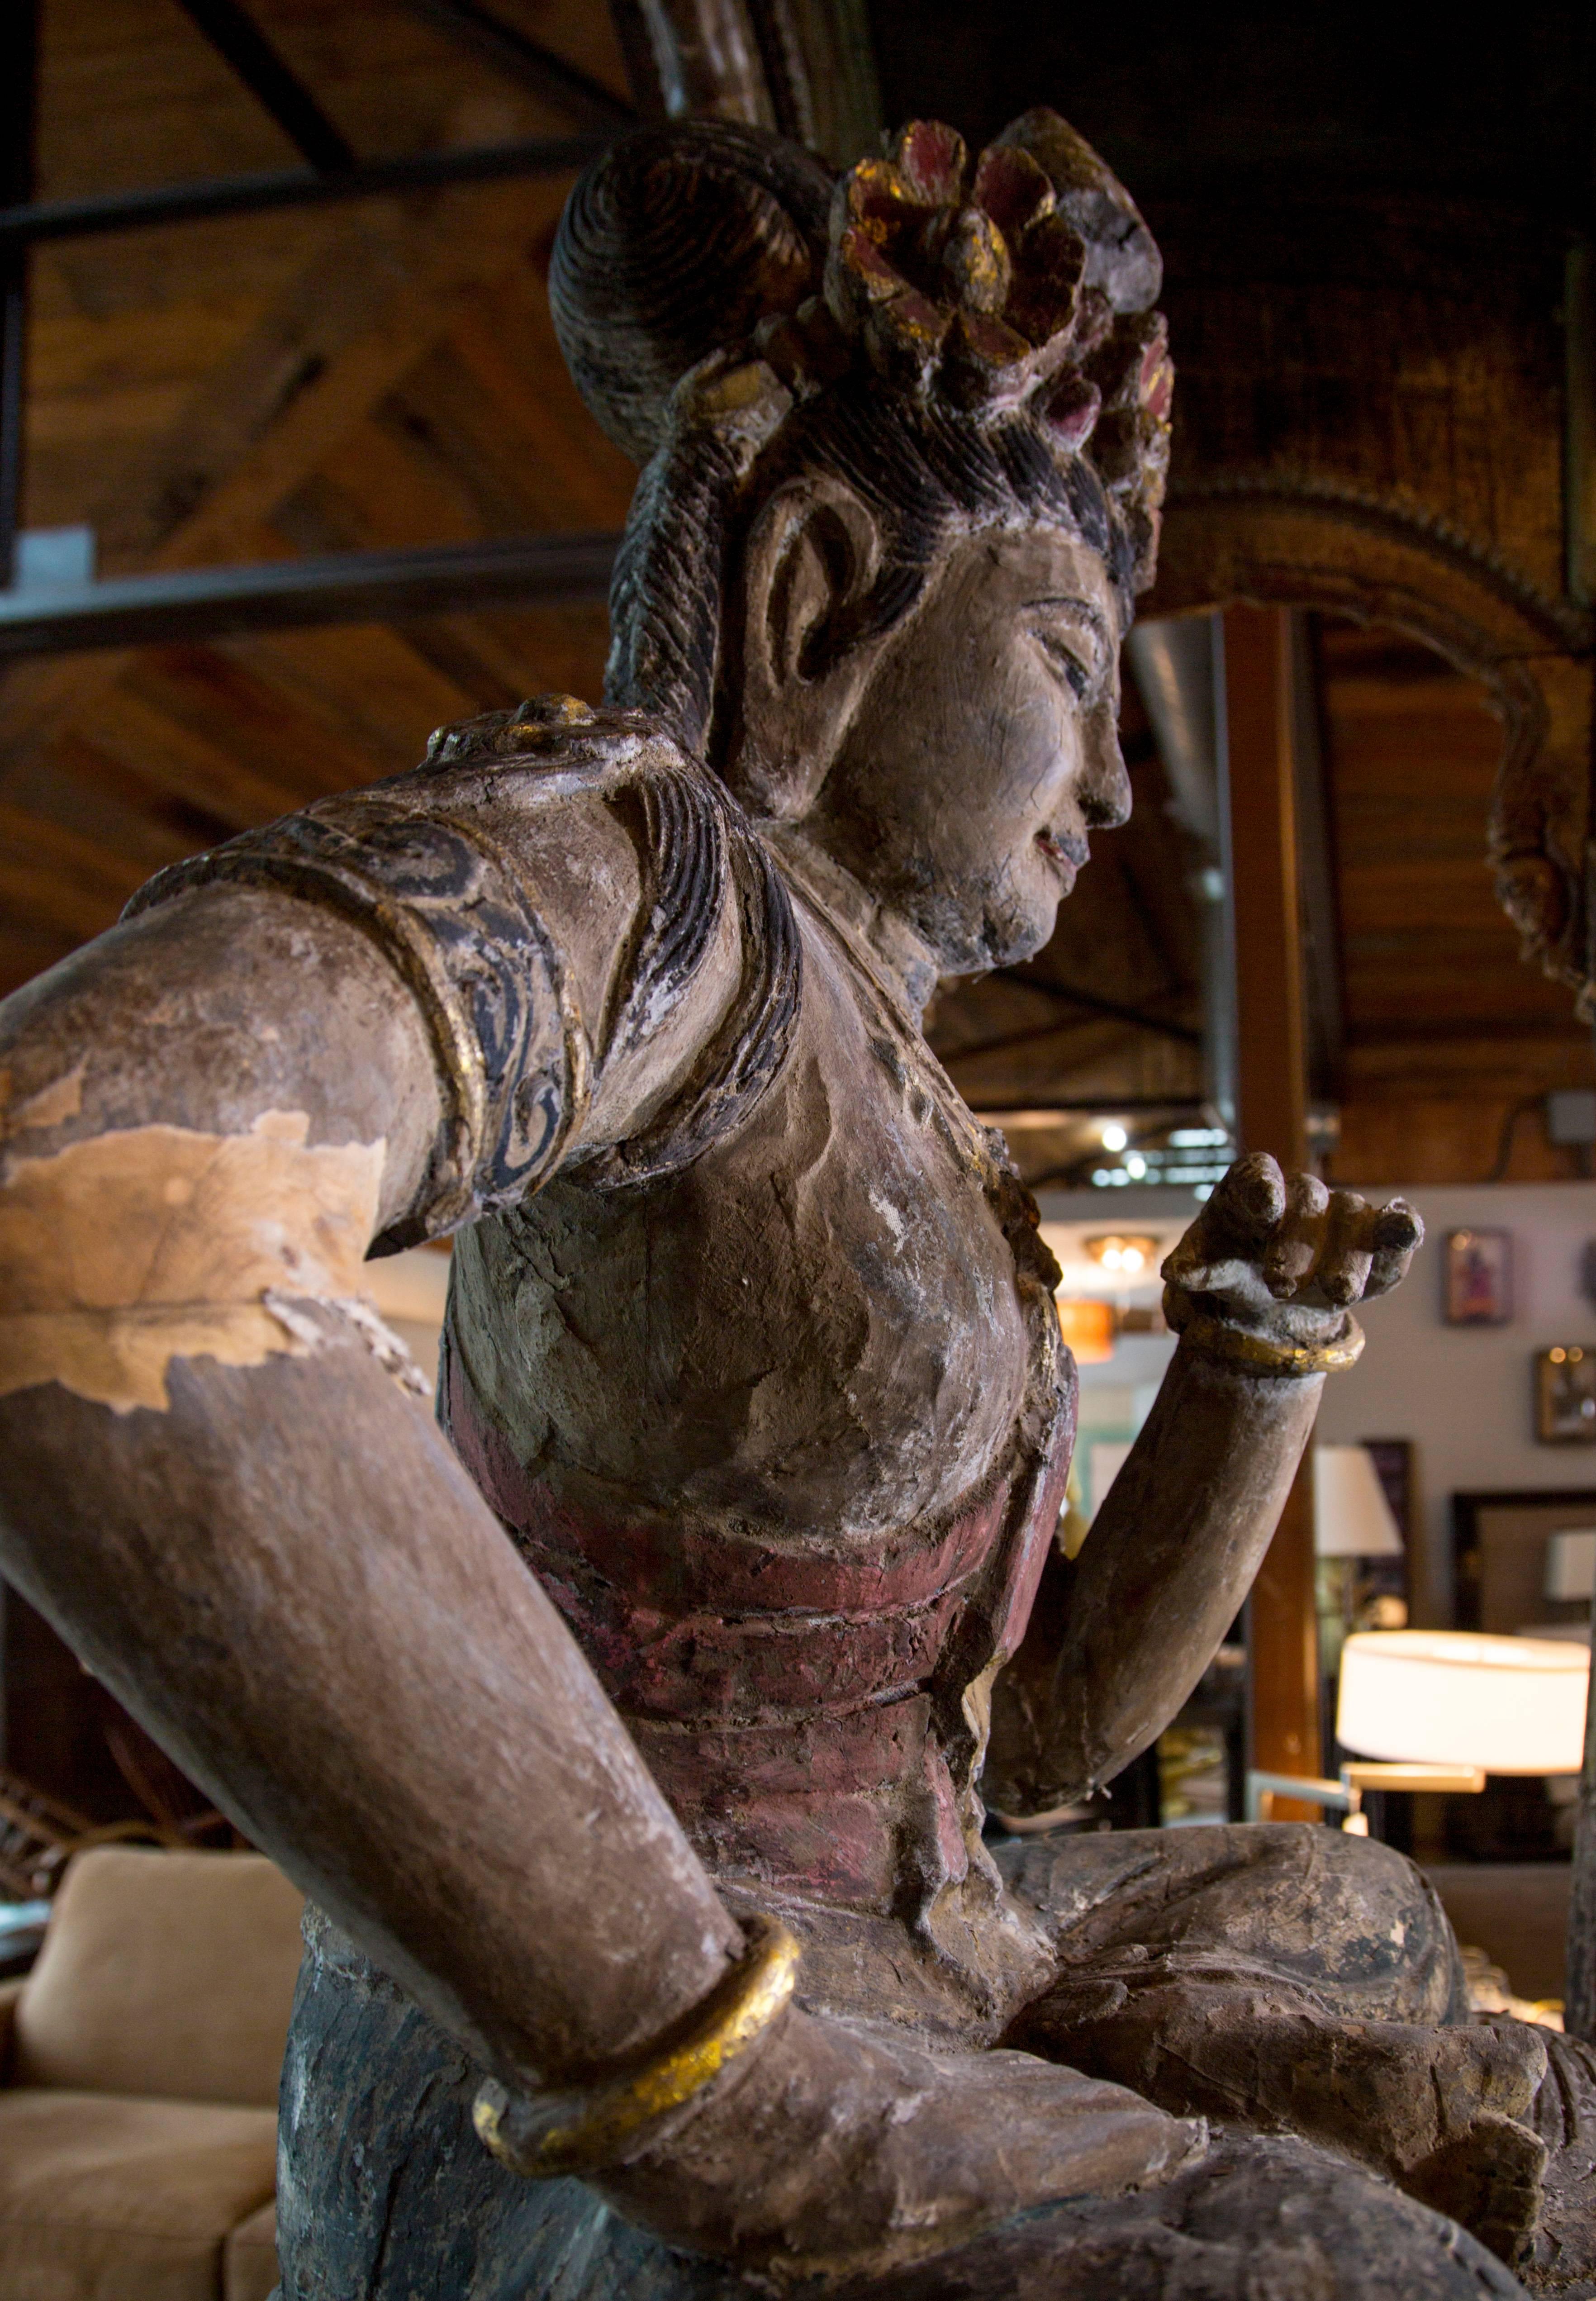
[1546,1531,1596,1602]
[1313,1445,1404,1560]
[1338,1630,1589,1776]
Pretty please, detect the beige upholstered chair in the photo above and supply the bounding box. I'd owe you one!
[0,1844,304,2301]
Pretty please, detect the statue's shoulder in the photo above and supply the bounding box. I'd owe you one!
[124,694,801,1227]
[399,695,802,1198]
[128,692,776,924]
[407,693,696,807]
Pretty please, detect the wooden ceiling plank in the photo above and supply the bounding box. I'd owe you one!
[419,600,611,705]
[69,682,314,835]
[0,168,580,764]
[37,0,605,199]
[275,417,499,555]
[368,317,628,541]
[0,800,147,938]
[0,928,80,1002]
[211,620,484,775]
[6,731,204,874]
[438,282,636,520]
[125,640,410,801]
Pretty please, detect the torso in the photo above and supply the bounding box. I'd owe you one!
[145,700,1078,2030]
[442,856,1075,2026]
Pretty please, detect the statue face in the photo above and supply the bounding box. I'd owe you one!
[803,524,1132,974]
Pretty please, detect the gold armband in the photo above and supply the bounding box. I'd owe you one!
[1176,1309,1365,1378]
[473,1910,800,2180]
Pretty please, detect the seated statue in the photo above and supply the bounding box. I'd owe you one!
[0,111,1591,2300]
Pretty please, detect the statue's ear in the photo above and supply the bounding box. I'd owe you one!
[730,475,888,818]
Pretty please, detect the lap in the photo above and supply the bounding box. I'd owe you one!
[994,1820,1468,2025]
[276,1887,1522,2301]
[847,2134,1526,2300]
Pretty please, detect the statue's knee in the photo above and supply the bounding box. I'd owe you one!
[1255,1819,1431,1914]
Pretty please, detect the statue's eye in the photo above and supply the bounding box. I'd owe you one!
[1036,629,1093,701]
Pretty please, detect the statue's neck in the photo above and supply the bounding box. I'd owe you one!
[762,822,940,1027]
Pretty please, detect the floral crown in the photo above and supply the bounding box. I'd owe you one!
[553,110,1173,588]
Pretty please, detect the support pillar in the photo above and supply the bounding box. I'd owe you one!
[1222,603,1322,1796]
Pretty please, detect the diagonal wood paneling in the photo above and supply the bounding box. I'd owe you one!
[2,1,635,997]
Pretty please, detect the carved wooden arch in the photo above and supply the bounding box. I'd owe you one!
[1148,475,1596,1012]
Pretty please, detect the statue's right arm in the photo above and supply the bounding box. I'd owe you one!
[0,735,1200,2277]
[0,867,749,2087]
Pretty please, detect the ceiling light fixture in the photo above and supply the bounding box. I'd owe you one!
[1084,1233,1160,1276]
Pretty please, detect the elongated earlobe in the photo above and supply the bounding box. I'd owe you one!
[729,478,887,818]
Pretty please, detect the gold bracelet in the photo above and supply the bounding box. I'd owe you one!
[1176,1309,1365,1378]
[473,1911,800,2180]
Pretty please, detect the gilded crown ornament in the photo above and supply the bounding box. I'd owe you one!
[550,109,1174,598]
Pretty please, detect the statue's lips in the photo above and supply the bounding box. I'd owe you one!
[1036,828,1086,889]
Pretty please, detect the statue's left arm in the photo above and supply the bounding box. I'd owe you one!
[985,1155,1420,1813]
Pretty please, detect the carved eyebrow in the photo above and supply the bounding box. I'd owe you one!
[1025,595,1113,651]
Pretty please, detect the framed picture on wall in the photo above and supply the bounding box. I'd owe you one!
[1454,1486,1596,1630]
[1535,1347,1596,1443]
[1444,1228,1512,1325]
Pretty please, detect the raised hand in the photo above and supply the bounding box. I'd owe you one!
[1162,1152,1422,1354]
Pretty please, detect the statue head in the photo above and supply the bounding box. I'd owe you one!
[551,114,1172,973]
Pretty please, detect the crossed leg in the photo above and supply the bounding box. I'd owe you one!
[995,1823,1561,2270]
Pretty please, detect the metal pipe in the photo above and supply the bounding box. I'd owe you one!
[0,135,611,252]
[1125,615,1222,852]
[1126,612,1238,1134]
[0,532,621,656]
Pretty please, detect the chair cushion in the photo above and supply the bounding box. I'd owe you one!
[15,1846,303,2107]
[224,2198,280,2301]
[0,2086,276,2301]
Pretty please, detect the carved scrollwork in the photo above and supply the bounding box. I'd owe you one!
[124,799,588,1249]
[1150,470,1596,1007]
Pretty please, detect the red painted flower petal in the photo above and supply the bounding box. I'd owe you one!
[890,119,968,206]
[972,144,1054,242]
[1044,377,1102,453]
[838,225,907,300]
[840,156,920,246]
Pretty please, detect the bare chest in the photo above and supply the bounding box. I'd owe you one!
[446,920,1034,1547]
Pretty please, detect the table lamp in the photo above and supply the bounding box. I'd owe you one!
[1338,1630,1589,1776]
[1314,1445,1405,1673]
[1250,1630,1588,1835]
[1547,1531,1596,1603]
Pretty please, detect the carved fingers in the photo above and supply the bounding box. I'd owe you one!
[1163,1153,1422,1336]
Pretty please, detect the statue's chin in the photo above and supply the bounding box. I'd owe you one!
[904,875,1059,979]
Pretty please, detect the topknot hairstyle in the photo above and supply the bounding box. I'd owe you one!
[550,112,1172,779]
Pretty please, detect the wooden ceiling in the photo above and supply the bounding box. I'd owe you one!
[4,0,1591,1189]
[1319,621,1594,1187]
[7,0,632,994]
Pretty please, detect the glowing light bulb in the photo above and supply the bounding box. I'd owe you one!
[1125,1152,1146,1179]
[1121,1246,1145,1274]
[1101,1245,1123,1271]
[1101,1122,1128,1153]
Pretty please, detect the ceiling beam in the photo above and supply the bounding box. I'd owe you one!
[0,534,622,658]
[608,0,881,166]
[173,0,356,175]
[0,169,583,769]
[953,978,1203,1050]
[0,135,609,251]
[395,0,636,134]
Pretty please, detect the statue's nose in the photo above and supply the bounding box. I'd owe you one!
[1082,732,1132,829]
